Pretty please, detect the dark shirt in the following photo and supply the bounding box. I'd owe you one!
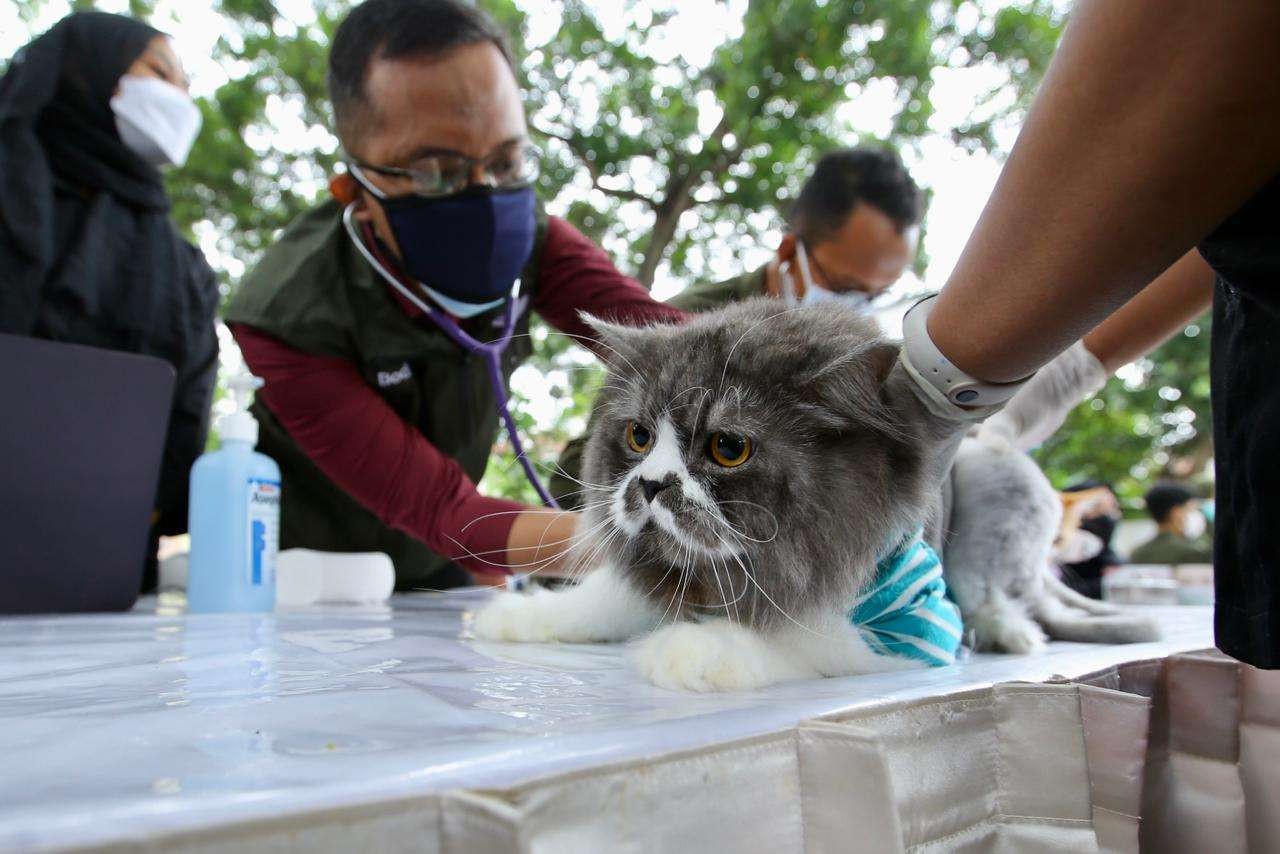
[1201,172,1280,668]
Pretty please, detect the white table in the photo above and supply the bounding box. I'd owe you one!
[0,592,1213,851]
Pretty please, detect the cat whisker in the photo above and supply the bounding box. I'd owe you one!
[561,519,623,584]
[713,552,749,617]
[442,505,617,574]
[642,557,679,609]
[709,501,781,545]
[488,329,646,382]
[455,497,613,537]
[707,554,735,623]
[528,461,613,494]
[712,529,840,641]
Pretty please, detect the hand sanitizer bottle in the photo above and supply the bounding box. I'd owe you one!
[187,374,280,613]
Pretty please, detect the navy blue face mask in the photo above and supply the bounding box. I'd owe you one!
[377,186,537,318]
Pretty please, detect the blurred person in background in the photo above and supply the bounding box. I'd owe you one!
[670,146,923,312]
[0,12,216,591]
[1055,481,1124,599]
[1129,483,1214,566]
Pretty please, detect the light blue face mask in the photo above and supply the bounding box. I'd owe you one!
[780,241,871,311]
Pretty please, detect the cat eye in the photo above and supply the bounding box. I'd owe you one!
[626,421,653,454]
[708,432,753,468]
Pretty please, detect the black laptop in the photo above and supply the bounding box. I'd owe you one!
[0,334,175,614]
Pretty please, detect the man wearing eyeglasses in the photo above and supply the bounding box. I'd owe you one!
[670,147,923,313]
[225,0,685,590]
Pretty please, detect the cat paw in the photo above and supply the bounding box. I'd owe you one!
[989,620,1047,655]
[631,622,800,692]
[472,592,561,643]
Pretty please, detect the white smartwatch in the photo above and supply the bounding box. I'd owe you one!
[901,294,1033,408]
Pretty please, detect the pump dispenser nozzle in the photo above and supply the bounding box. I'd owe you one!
[221,373,265,444]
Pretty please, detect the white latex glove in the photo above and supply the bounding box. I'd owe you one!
[976,340,1106,452]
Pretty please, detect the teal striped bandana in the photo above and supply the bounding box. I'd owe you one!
[847,530,964,667]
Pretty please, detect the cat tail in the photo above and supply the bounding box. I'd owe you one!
[1032,574,1163,644]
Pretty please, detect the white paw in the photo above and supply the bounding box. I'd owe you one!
[472,593,560,643]
[990,620,1047,655]
[472,589,634,644]
[631,622,802,692]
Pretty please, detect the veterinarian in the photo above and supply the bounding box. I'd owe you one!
[895,0,1279,668]
[671,146,923,312]
[0,12,216,591]
[225,0,685,589]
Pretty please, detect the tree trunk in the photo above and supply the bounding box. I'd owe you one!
[636,196,694,289]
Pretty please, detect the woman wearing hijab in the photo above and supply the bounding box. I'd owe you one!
[0,12,216,590]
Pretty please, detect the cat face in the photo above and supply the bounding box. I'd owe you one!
[580,299,930,628]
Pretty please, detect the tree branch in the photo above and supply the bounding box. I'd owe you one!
[535,123,655,207]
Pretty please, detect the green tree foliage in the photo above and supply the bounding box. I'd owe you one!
[1035,315,1214,502]
[523,0,1064,288]
[10,1,1213,504]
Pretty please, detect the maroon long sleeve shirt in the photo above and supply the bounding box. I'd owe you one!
[231,216,686,573]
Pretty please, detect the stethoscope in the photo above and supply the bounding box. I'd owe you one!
[340,202,560,510]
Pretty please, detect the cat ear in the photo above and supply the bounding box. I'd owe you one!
[803,341,902,432]
[866,341,899,386]
[578,312,652,372]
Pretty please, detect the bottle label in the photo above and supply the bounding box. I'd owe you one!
[247,478,281,588]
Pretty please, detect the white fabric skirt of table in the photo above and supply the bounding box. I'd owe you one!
[0,591,1216,852]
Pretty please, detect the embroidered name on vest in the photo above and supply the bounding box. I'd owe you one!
[376,362,413,388]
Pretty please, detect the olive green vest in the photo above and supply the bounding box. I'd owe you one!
[224,200,545,589]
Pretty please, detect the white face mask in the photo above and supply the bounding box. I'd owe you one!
[1181,509,1207,540]
[110,75,202,168]
[780,241,871,311]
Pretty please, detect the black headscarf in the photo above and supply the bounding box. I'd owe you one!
[0,12,220,585]
[0,12,180,330]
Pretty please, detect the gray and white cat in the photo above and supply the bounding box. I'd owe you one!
[943,434,1160,653]
[475,300,940,690]
[474,299,1157,691]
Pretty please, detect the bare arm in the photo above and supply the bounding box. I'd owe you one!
[975,249,1215,451]
[506,510,581,577]
[1082,249,1215,373]
[930,0,1280,382]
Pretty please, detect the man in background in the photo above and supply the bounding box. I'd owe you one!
[671,146,923,311]
[1129,483,1214,565]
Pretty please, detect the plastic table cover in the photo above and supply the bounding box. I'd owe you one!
[0,590,1212,851]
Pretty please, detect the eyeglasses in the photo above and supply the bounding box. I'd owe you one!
[348,142,542,200]
[803,245,877,297]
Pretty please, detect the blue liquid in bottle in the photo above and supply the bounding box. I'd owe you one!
[187,376,280,613]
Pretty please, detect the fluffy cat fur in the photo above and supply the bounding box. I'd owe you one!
[475,299,941,691]
[474,299,1159,690]
[943,434,1160,653]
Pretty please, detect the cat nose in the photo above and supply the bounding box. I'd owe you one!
[639,476,677,503]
